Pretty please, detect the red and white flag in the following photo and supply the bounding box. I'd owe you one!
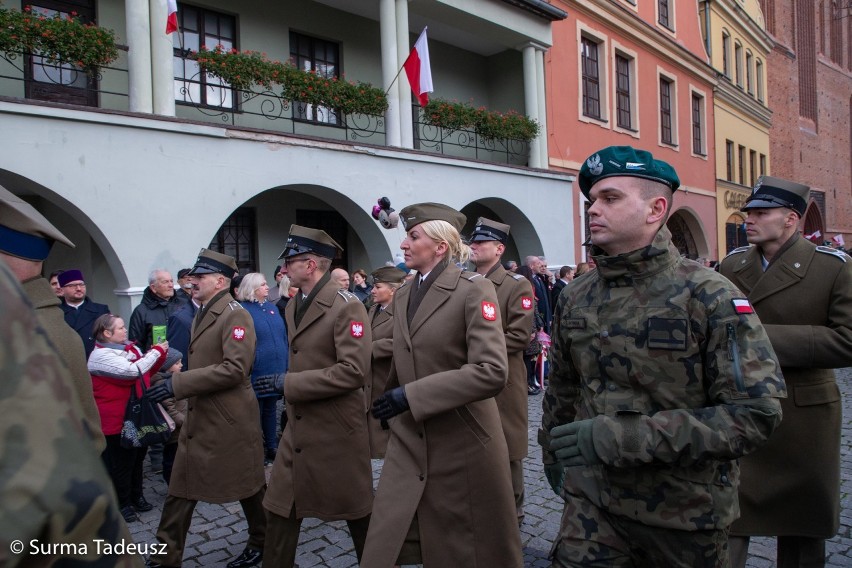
[403,28,433,107]
[833,234,846,247]
[804,230,822,243]
[165,0,178,35]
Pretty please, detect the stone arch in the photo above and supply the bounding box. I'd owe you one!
[459,197,546,266]
[667,207,710,260]
[0,168,127,304]
[210,183,399,280]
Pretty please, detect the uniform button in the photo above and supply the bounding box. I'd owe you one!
[189,349,194,354]
[418,432,423,438]
[418,474,424,481]
[293,349,298,354]
[187,435,193,440]
[607,383,617,392]
[295,448,301,453]
[295,414,302,420]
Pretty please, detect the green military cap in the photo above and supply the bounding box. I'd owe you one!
[0,184,74,261]
[470,217,510,243]
[187,248,238,277]
[278,224,343,260]
[741,175,810,217]
[578,145,680,198]
[398,202,466,232]
[371,266,407,284]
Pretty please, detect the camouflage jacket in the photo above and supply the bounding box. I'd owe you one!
[540,227,786,531]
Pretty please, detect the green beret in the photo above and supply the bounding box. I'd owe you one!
[278,224,343,260]
[741,175,810,217]
[0,184,74,261]
[470,217,510,243]
[371,266,407,284]
[398,202,466,232]
[188,248,238,277]
[578,146,680,198]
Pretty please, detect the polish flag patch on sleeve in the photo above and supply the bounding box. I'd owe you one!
[232,326,246,340]
[482,301,497,321]
[351,321,365,338]
[521,297,533,310]
[732,298,755,314]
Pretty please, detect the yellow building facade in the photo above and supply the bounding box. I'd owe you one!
[700,0,773,257]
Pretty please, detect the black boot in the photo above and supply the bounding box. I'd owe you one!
[226,547,263,568]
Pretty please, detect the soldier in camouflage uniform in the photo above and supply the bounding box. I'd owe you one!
[0,258,142,568]
[539,146,786,567]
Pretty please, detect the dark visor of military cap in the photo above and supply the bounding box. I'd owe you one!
[398,202,466,232]
[742,175,810,217]
[187,248,238,276]
[371,266,407,283]
[578,145,680,198]
[278,224,343,260]
[470,217,510,243]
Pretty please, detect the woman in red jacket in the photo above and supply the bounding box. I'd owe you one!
[88,313,167,523]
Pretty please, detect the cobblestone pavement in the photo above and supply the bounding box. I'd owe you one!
[130,368,852,567]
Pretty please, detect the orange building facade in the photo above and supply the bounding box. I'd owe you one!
[547,0,720,261]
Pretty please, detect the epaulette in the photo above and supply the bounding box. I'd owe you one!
[462,272,483,281]
[510,273,524,281]
[337,289,359,302]
[815,246,849,263]
[724,246,751,259]
[227,300,243,310]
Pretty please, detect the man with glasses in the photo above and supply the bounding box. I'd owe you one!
[256,225,373,567]
[58,268,110,358]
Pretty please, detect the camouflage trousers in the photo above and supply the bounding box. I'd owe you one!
[551,490,729,567]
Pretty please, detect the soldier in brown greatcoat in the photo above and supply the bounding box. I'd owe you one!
[364,266,407,459]
[469,217,534,525]
[146,249,266,568]
[363,203,522,568]
[721,176,852,568]
[257,225,373,567]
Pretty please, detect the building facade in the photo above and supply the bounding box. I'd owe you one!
[547,0,719,261]
[0,0,573,318]
[757,0,852,245]
[699,0,774,256]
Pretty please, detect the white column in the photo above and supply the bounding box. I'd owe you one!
[535,47,547,169]
[380,0,401,147]
[522,44,540,169]
[125,0,153,113]
[149,0,176,116]
[396,0,413,148]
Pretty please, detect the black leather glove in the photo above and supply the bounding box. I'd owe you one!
[145,377,174,404]
[371,386,409,420]
[543,463,565,496]
[254,374,284,396]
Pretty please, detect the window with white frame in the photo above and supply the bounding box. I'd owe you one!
[722,31,731,78]
[658,0,673,30]
[735,42,744,88]
[756,59,765,102]
[691,92,705,156]
[746,50,754,95]
[659,75,676,146]
[289,31,341,125]
[615,53,634,130]
[581,36,603,120]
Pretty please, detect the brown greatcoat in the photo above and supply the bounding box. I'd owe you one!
[721,234,852,538]
[22,276,106,453]
[168,290,265,503]
[264,280,373,520]
[486,263,534,460]
[365,302,394,458]
[361,264,522,568]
